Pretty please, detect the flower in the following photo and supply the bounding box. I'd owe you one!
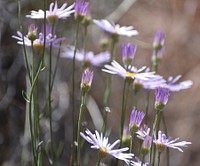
[27,24,38,41]
[153,130,192,152]
[140,135,152,155]
[155,87,170,110]
[136,124,151,140]
[129,109,145,132]
[81,68,94,93]
[102,60,157,82]
[130,157,149,166]
[161,75,193,92]
[12,26,63,49]
[153,31,166,51]
[26,1,75,24]
[121,43,137,66]
[61,46,111,67]
[75,0,90,21]
[80,129,134,163]
[93,19,138,37]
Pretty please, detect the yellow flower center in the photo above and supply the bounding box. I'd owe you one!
[99,146,110,158]
[126,71,137,78]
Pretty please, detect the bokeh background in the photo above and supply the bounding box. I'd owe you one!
[0,0,199,165]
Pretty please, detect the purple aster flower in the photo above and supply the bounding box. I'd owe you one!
[155,87,170,110]
[26,1,75,24]
[136,124,151,140]
[161,75,193,92]
[93,19,138,37]
[102,60,157,82]
[153,31,166,51]
[12,25,64,49]
[81,68,94,92]
[61,46,111,67]
[153,130,192,152]
[80,129,134,163]
[121,43,137,66]
[27,24,38,41]
[133,68,165,91]
[129,109,145,132]
[75,0,90,18]
[130,157,149,166]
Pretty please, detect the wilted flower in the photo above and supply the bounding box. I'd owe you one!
[129,109,145,133]
[102,60,157,82]
[81,68,93,93]
[154,130,192,152]
[93,19,138,38]
[61,46,111,67]
[155,87,170,110]
[80,129,134,163]
[121,43,137,66]
[161,75,193,92]
[26,1,75,24]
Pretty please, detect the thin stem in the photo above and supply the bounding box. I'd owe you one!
[150,109,161,166]
[77,92,87,166]
[145,91,150,124]
[157,151,161,166]
[162,114,170,166]
[102,38,117,134]
[83,25,88,62]
[48,24,55,165]
[72,20,80,165]
[96,155,102,166]
[119,79,127,147]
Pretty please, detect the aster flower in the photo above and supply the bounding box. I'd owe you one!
[129,109,145,132]
[26,1,75,24]
[140,135,152,155]
[153,130,192,152]
[61,46,111,67]
[12,25,64,51]
[81,68,94,93]
[80,129,134,163]
[102,60,157,82]
[160,75,193,92]
[136,124,151,140]
[93,19,138,37]
[75,0,90,21]
[130,157,149,166]
[155,87,170,110]
[153,31,166,51]
[121,43,137,66]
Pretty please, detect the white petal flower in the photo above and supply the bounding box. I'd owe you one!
[93,19,138,37]
[80,129,134,163]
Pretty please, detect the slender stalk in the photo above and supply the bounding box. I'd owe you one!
[119,79,127,147]
[129,132,135,153]
[150,109,161,166]
[72,20,81,165]
[145,91,150,124]
[83,25,88,62]
[102,38,117,134]
[157,151,161,166]
[48,24,55,165]
[96,155,102,166]
[77,92,87,166]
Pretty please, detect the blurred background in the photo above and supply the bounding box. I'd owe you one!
[0,0,199,165]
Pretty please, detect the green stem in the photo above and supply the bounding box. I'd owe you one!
[150,109,162,166]
[48,24,55,164]
[72,20,80,165]
[102,38,117,134]
[77,92,87,166]
[96,155,102,166]
[144,91,150,124]
[157,151,161,166]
